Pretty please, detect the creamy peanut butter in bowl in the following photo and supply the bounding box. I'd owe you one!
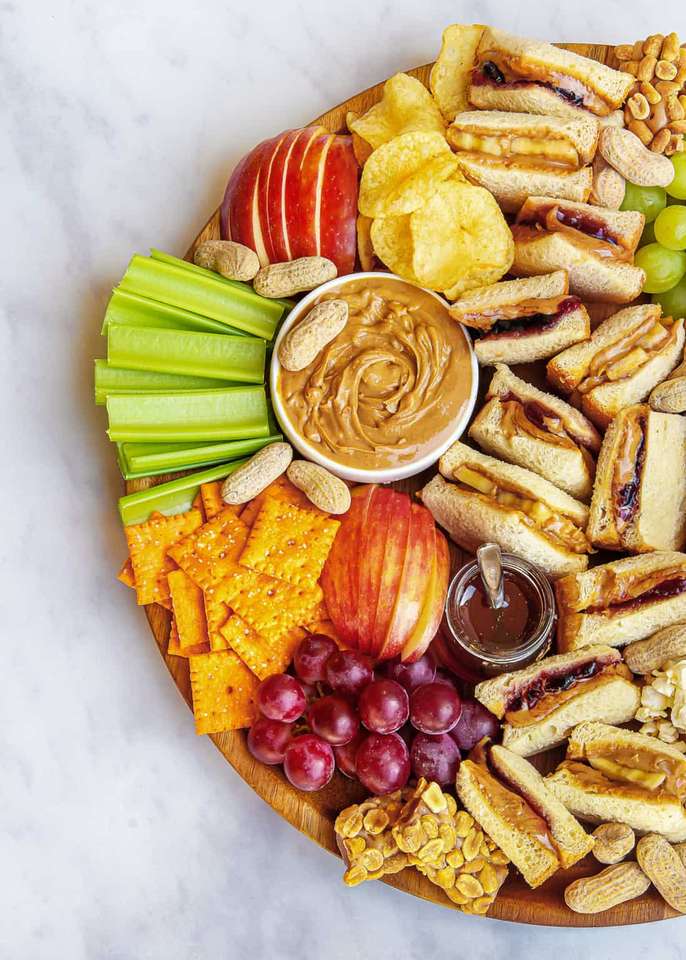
[270,273,479,483]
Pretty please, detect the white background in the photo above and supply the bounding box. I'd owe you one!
[2,1,685,957]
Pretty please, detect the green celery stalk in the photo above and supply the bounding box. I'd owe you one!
[119,255,283,339]
[118,460,248,526]
[101,288,245,336]
[106,386,269,442]
[94,359,238,405]
[117,433,282,478]
[107,324,265,383]
[150,248,295,313]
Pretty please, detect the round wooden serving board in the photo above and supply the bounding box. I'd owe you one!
[127,43,680,925]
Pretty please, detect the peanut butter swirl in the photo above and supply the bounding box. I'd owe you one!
[277,278,473,470]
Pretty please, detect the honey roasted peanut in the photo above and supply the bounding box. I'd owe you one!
[592,823,636,864]
[253,256,337,299]
[220,442,293,505]
[335,790,413,886]
[619,32,686,155]
[636,834,686,913]
[564,862,651,914]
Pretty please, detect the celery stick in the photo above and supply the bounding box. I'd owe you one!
[106,386,269,442]
[101,288,245,336]
[119,255,282,339]
[94,359,237,405]
[107,324,265,383]
[117,433,282,478]
[150,248,295,313]
[118,459,248,525]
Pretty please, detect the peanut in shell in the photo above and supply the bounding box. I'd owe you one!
[220,442,293,505]
[636,834,686,913]
[564,862,650,914]
[624,623,686,674]
[278,299,349,372]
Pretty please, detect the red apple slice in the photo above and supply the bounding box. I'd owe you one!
[400,528,450,663]
[318,134,359,275]
[282,125,325,260]
[263,129,300,262]
[221,135,278,261]
[368,492,412,659]
[379,503,435,661]
[321,485,376,649]
[356,486,396,655]
[255,130,291,263]
[287,131,333,260]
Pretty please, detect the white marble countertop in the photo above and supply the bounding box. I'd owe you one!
[3,1,686,957]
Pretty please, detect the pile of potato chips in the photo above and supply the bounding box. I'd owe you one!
[348,72,513,299]
[118,476,341,734]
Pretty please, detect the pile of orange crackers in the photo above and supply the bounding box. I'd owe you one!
[117,476,342,734]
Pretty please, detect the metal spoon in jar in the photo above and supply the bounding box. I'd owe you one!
[476,542,506,610]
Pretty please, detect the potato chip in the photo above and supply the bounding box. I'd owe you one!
[429,24,485,121]
[240,497,340,589]
[370,215,417,282]
[203,584,231,652]
[239,474,320,529]
[168,568,210,653]
[125,508,202,606]
[346,112,374,166]
[219,565,323,641]
[357,215,376,271]
[221,615,304,680]
[117,558,135,589]
[349,73,445,151]
[358,132,454,218]
[410,178,513,291]
[167,508,249,590]
[189,650,258,733]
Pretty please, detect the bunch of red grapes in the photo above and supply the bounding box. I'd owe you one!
[247,634,499,794]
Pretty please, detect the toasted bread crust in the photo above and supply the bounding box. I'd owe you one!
[473,305,590,365]
[449,109,600,163]
[455,154,593,212]
[449,271,569,319]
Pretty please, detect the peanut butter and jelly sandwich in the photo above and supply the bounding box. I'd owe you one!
[469,363,601,501]
[474,646,640,757]
[511,197,645,304]
[556,551,686,652]
[587,404,686,553]
[448,270,589,365]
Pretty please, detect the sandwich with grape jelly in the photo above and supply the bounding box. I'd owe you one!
[511,197,645,303]
[556,551,686,652]
[448,270,590,365]
[468,363,601,500]
[587,403,686,553]
[474,646,640,757]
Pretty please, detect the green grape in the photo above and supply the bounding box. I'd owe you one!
[621,182,667,223]
[666,154,686,201]
[640,220,656,247]
[655,206,686,250]
[653,276,686,319]
[635,243,686,294]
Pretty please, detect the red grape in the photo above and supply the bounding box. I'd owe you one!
[355,732,410,794]
[334,730,365,779]
[325,650,374,698]
[411,733,461,785]
[449,698,500,752]
[257,673,306,722]
[434,669,459,688]
[308,694,360,745]
[247,717,293,765]
[293,633,338,684]
[283,733,335,791]
[410,682,462,734]
[358,679,409,734]
[382,654,436,692]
